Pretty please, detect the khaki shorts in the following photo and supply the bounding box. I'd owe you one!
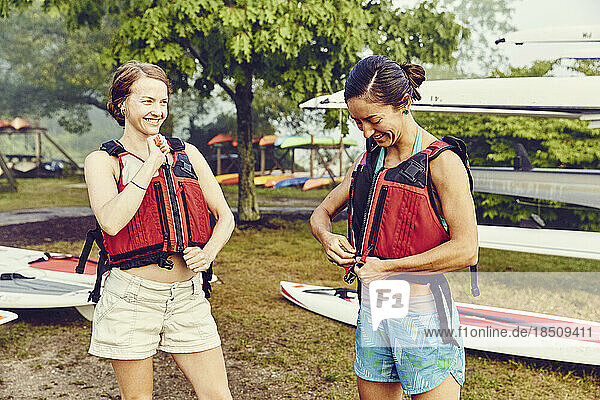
[89,268,221,360]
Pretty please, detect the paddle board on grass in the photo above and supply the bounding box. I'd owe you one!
[0,246,97,285]
[0,275,91,307]
[0,310,18,325]
[0,274,94,321]
[254,175,273,186]
[219,176,239,185]
[258,135,278,146]
[302,176,343,191]
[219,174,277,186]
[263,175,293,187]
[0,246,98,321]
[280,281,600,365]
[263,173,309,187]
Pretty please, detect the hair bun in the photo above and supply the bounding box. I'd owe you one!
[400,63,425,101]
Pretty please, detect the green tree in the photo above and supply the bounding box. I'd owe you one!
[3,0,467,222]
[0,3,114,133]
[492,60,559,78]
[570,59,600,76]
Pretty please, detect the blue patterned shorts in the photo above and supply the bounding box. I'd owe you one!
[354,297,465,395]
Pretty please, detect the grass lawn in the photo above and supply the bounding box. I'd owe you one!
[0,178,331,211]
[0,178,598,398]
[1,219,598,399]
[220,184,331,207]
[0,177,88,211]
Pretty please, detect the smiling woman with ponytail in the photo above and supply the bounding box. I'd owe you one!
[311,55,478,399]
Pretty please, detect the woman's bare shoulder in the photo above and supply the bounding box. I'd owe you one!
[84,150,119,176]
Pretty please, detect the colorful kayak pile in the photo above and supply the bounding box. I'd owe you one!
[216,173,343,190]
[212,134,355,190]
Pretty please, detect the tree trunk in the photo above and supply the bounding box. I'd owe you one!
[234,64,260,222]
[161,113,174,137]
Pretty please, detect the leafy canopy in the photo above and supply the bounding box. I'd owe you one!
[19,0,467,101]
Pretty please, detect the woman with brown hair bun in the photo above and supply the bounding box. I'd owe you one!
[84,60,234,399]
[310,55,478,399]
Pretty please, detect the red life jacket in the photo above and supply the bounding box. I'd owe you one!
[99,138,213,268]
[77,137,214,302]
[347,135,478,346]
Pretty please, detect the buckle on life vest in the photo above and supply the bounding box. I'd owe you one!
[400,159,425,184]
[157,255,174,270]
[343,265,357,284]
[346,251,369,284]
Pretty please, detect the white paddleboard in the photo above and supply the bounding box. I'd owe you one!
[280,281,600,365]
[496,26,600,44]
[0,246,98,320]
[0,246,97,286]
[0,246,219,321]
[477,225,600,260]
[0,310,18,325]
[0,276,92,309]
[298,76,600,129]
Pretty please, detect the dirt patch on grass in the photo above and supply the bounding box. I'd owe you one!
[0,310,308,400]
[0,217,97,247]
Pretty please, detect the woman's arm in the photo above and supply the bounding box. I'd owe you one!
[309,158,359,267]
[182,143,235,272]
[85,136,168,236]
[356,150,478,281]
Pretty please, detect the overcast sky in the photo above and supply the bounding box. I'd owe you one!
[496,0,600,66]
[399,0,600,67]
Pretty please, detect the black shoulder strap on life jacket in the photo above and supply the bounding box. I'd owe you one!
[200,211,217,299]
[439,135,479,296]
[166,137,185,152]
[100,140,127,157]
[429,274,460,346]
[76,220,110,303]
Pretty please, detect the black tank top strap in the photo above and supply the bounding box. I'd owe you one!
[99,140,127,157]
[166,137,185,151]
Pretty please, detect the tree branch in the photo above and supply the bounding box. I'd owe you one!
[56,93,106,111]
[182,39,236,100]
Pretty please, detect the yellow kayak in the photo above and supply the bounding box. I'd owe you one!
[215,173,238,183]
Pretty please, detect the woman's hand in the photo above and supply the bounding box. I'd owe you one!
[355,257,392,284]
[146,134,169,171]
[321,232,356,267]
[183,246,214,273]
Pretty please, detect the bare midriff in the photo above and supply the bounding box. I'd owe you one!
[409,282,432,297]
[121,254,196,283]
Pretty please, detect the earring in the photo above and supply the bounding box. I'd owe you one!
[120,108,126,115]
[402,109,409,115]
